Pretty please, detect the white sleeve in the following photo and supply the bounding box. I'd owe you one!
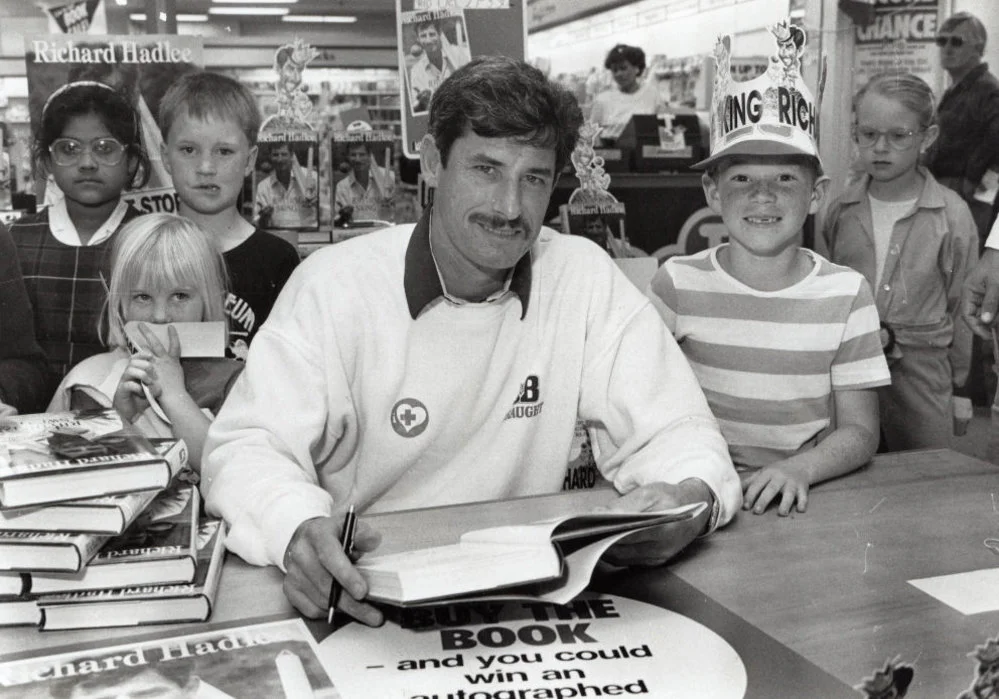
[987,215,999,250]
[201,266,350,569]
[578,259,741,530]
[334,179,352,216]
[255,179,272,209]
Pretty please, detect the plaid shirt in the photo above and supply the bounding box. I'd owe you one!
[12,206,142,384]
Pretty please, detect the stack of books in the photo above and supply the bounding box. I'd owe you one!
[0,408,226,630]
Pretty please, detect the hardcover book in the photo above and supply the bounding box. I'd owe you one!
[357,503,707,606]
[37,518,226,631]
[0,438,188,533]
[0,480,200,599]
[0,618,338,697]
[0,529,110,574]
[0,596,39,627]
[0,409,172,509]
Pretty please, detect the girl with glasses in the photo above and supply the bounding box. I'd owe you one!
[12,81,150,390]
[818,72,979,452]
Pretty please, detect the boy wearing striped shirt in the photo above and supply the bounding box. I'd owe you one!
[647,26,890,516]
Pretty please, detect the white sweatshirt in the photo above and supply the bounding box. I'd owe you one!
[202,219,740,569]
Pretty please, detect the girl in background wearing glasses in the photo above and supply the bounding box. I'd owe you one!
[13,81,149,391]
[817,72,978,452]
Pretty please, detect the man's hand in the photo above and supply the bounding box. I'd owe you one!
[282,515,384,626]
[414,89,432,112]
[741,462,809,516]
[962,248,999,339]
[599,479,713,567]
[256,205,274,228]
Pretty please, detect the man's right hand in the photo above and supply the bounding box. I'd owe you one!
[962,248,999,339]
[282,515,384,626]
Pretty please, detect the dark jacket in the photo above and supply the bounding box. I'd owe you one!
[927,63,999,187]
[0,224,50,412]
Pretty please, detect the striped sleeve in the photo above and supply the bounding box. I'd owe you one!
[831,276,891,390]
[646,262,679,334]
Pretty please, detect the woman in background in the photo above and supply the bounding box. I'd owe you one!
[590,44,666,142]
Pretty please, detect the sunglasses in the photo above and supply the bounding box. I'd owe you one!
[935,35,966,48]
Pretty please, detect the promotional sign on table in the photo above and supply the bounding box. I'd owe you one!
[0,618,337,698]
[320,592,747,698]
[395,0,525,158]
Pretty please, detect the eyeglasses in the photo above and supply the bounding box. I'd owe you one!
[935,35,966,48]
[852,126,923,151]
[48,137,126,167]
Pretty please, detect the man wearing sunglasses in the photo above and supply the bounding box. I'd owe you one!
[925,11,999,242]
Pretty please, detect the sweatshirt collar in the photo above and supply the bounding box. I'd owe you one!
[404,205,532,320]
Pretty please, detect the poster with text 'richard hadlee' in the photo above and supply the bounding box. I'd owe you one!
[24,35,203,215]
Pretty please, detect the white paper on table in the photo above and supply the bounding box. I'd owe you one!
[908,568,999,614]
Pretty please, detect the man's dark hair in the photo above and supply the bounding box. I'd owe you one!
[604,44,646,74]
[48,661,193,698]
[415,19,441,35]
[429,55,583,174]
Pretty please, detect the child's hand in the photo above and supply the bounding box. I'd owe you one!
[133,323,186,407]
[742,463,809,516]
[114,351,155,421]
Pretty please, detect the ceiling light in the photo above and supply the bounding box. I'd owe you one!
[282,15,357,23]
[129,13,210,22]
[208,6,290,15]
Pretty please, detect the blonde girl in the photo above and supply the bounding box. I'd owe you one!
[49,214,236,470]
[819,72,978,451]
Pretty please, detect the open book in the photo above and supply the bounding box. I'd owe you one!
[357,502,706,606]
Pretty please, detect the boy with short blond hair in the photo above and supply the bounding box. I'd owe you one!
[647,23,890,516]
[159,72,299,358]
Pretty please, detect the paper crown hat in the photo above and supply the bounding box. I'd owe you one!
[695,20,822,170]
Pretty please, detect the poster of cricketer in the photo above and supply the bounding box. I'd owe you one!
[253,128,321,231]
[24,34,203,214]
[395,0,523,158]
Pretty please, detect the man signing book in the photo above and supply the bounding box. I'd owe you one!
[201,56,742,625]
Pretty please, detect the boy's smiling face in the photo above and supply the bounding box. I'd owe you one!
[161,110,256,217]
[702,156,827,260]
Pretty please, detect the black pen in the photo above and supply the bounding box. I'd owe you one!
[327,504,357,625]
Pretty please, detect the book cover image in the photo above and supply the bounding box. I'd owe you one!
[562,201,627,254]
[399,8,472,118]
[331,128,397,226]
[95,484,197,563]
[0,408,155,477]
[0,618,339,698]
[251,127,320,231]
[395,0,525,157]
[23,34,204,215]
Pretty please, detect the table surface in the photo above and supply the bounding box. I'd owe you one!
[3,448,998,697]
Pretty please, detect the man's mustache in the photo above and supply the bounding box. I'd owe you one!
[469,214,527,232]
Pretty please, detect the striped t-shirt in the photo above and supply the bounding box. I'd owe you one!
[647,246,890,468]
